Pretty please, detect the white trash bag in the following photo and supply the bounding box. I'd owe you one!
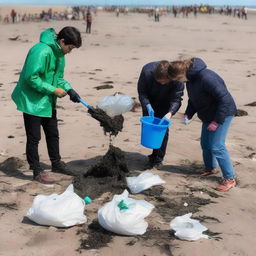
[26,184,87,227]
[98,190,154,235]
[126,171,165,194]
[97,93,134,117]
[170,213,208,241]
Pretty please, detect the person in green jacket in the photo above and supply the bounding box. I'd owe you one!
[12,26,82,184]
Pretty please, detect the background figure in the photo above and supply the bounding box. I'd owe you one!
[10,9,17,23]
[154,7,160,22]
[116,7,120,17]
[86,10,92,33]
[168,58,237,191]
[138,61,184,169]
[11,27,82,184]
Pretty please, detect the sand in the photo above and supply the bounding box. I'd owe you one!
[0,6,256,256]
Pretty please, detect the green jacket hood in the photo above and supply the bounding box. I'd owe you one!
[40,28,63,57]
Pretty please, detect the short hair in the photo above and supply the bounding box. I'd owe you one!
[153,60,170,80]
[57,26,82,48]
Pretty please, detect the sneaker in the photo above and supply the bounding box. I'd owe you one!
[216,179,236,191]
[34,171,55,184]
[201,168,219,176]
[52,161,74,176]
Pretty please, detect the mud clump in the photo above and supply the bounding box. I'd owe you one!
[77,220,113,251]
[236,109,248,116]
[88,107,124,136]
[0,157,25,172]
[245,101,256,107]
[94,84,114,90]
[74,145,129,199]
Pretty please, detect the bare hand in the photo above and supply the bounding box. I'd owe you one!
[54,88,67,98]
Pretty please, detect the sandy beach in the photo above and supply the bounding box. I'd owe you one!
[0,6,256,256]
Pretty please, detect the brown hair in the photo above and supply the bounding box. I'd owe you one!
[168,59,193,80]
[153,60,170,80]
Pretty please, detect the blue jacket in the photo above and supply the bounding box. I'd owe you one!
[137,62,184,117]
[185,58,237,124]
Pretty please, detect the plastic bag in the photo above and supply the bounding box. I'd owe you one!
[98,190,154,235]
[126,171,165,194]
[26,184,87,227]
[97,93,134,117]
[170,213,208,241]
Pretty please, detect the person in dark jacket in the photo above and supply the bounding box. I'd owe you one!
[12,27,82,184]
[168,58,237,191]
[137,61,184,168]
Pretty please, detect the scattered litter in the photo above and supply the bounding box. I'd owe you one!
[170,213,208,241]
[126,171,165,194]
[98,190,154,235]
[84,196,92,204]
[183,202,188,207]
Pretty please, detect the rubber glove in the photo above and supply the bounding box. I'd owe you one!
[183,115,190,125]
[67,89,80,103]
[146,104,154,117]
[207,121,219,131]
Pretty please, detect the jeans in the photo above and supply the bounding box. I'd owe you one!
[200,116,235,179]
[23,110,61,175]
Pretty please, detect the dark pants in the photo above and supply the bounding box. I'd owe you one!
[143,109,169,164]
[23,110,61,175]
[86,22,91,33]
[149,128,169,164]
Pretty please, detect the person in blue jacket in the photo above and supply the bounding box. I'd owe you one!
[168,58,237,191]
[137,61,184,168]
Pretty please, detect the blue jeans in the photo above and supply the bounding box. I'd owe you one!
[200,116,235,179]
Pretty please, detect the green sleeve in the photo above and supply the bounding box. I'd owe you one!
[23,46,56,95]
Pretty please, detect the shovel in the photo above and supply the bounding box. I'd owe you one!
[79,98,93,110]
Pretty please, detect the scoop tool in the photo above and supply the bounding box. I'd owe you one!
[79,98,93,110]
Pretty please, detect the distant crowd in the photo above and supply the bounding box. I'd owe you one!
[0,6,96,24]
[0,5,249,24]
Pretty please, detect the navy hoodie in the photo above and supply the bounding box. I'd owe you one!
[185,58,237,124]
[137,62,184,117]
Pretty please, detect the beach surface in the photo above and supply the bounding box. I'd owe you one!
[0,6,256,256]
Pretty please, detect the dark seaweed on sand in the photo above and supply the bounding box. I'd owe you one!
[88,107,124,136]
[85,145,129,179]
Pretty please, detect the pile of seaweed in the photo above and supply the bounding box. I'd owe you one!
[73,145,129,199]
[88,107,124,136]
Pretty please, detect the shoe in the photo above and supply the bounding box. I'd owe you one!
[52,161,74,176]
[34,171,55,184]
[201,168,219,176]
[216,179,236,191]
[144,161,163,170]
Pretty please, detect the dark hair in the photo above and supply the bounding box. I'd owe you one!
[153,60,170,80]
[57,26,82,48]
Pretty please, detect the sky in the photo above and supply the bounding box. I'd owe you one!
[0,0,255,6]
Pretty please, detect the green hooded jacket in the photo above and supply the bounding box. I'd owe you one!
[11,28,72,117]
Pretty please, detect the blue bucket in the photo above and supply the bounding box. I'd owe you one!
[140,116,171,149]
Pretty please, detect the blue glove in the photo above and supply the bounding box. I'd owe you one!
[146,104,154,117]
[183,115,190,125]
